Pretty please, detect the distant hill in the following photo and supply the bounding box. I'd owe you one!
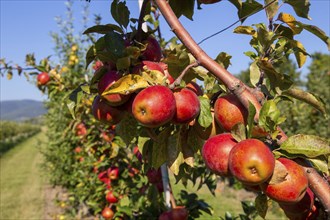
[0,100,47,121]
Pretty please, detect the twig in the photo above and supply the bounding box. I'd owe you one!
[137,0,150,42]
[169,61,199,89]
[198,0,277,45]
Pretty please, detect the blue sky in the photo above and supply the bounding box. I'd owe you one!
[1,0,329,101]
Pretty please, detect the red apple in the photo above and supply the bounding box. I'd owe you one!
[172,88,201,124]
[107,167,119,180]
[228,139,275,185]
[92,95,124,125]
[132,85,176,128]
[106,191,118,203]
[186,81,203,96]
[75,123,87,137]
[93,60,104,71]
[214,94,248,131]
[37,72,50,85]
[141,36,162,62]
[101,130,115,142]
[74,146,82,153]
[146,168,162,184]
[202,133,237,176]
[279,187,314,220]
[98,71,130,106]
[98,171,109,184]
[159,206,188,220]
[261,158,308,204]
[102,207,114,220]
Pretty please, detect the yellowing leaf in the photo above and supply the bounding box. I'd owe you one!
[141,70,167,85]
[277,13,302,34]
[233,26,256,36]
[290,40,308,67]
[249,61,261,87]
[102,74,149,95]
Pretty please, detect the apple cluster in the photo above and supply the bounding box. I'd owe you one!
[91,36,202,130]
[201,94,316,219]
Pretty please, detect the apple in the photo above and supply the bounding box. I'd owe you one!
[202,133,237,176]
[146,168,162,184]
[92,95,124,125]
[158,206,188,220]
[37,72,50,85]
[186,81,203,96]
[279,187,314,219]
[106,191,118,203]
[93,60,104,71]
[214,94,248,131]
[98,71,130,106]
[107,167,119,180]
[141,36,162,62]
[228,139,275,185]
[192,111,222,140]
[74,146,82,153]
[101,130,115,142]
[172,88,201,124]
[132,85,176,128]
[98,171,109,184]
[261,158,308,204]
[101,207,114,220]
[75,123,87,137]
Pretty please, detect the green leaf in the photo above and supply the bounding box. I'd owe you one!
[83,24,123,34]
[111,0,130,28]
[197,96,213,128]
[89,66,107,93]
[85,45,96,69]
[65,86,84,119]
[283,88,327,117]
[259,99,286,133]
[228,0,242,12]
[247,102,257,138]
[231,123,246,142]
[169,0,195,20]
[233,26,256,36]
[116,56,130,70]
[151,127,172,168]
[239,0,263,23]
[296,23,330,50]
[102,74,149,95]
[104,31,125,58]
[283,0,310,19]
[115,114,140,145]
[265,0,279,20]
[255,194,268,219]
[308,157,329,175]
[214,52,232,69]
[249,61,261,87]
[280,134,330,158]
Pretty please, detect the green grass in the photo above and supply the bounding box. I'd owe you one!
[0,132,46,219]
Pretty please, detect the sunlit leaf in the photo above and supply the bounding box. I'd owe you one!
[83,24,123,34]
[290,40,308,68]
[249,61,261,87]
[283,0,310,19]
[265,0,278,20]
[233,26,256,36]
[277,13,302,34]
[169,0,195,20]
[197,96,213,128]
[102,74,149,95]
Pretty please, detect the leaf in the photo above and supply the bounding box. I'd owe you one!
[283,88,327,116]
[167,132,185,175]
[277,13,302,34]
[239,0,263,23]
[141,70,167,85]
[116,56,130,70]
[102,74,149,96]
[283,0,311,19]
[265,0,279,20]
[268,160,288,184]
[197,96,213,128]
[85,45,96,69]
[152,128,171,168]
[290,40,308,68]
[6,71,13,80]
[308,157,329,175]
[228,0,242,12]
[255,194,268,219]
[296,23,330,50]
[111,0,130,28]
[280,134,330,158]
[169,0,195,20]
[83,24,123,34]
[115,114,140,145]
[104,31,125,58]
[214,52,232,69]
[233,26,256,36]
[259,99,286,132]
[247,102,257,138]
[231,123,246,142]
[249,61,261,87]
[65,86,84,119]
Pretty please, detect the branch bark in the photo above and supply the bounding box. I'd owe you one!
[154,0,330,213]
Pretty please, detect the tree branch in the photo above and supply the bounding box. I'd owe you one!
[154,0,330,212]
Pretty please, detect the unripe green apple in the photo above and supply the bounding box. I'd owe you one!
[132,85,176,128]
[261,158,308,204]
[202,133,237,176]
[228,139,275,185]
[172,88,201,124]
[214,94,248,131]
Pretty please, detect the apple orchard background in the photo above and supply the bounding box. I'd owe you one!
[1,0,329,101]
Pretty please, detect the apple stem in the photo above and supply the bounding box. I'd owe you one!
[161,164,171,209]
[169,61,199,89]
[154,0,330,212]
